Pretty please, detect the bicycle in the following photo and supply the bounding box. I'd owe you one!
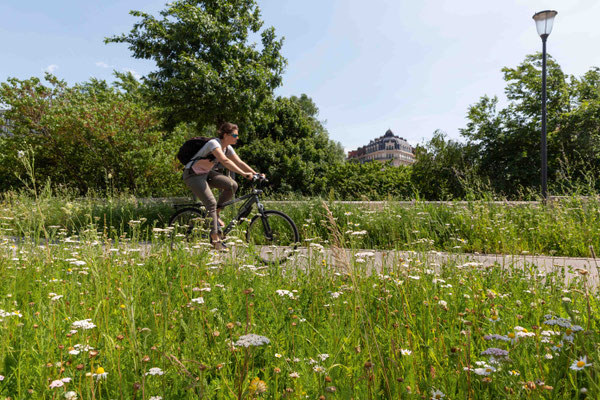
[168,174,300,264]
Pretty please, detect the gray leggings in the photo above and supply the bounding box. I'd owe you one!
[183,169,239,234]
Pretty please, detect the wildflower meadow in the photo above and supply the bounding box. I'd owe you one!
[0,192,599,399]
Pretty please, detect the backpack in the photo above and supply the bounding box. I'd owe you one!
[177,137,216,166]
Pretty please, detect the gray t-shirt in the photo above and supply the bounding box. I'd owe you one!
[184,138,236,171]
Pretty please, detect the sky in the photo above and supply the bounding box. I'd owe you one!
[2,0,600,153]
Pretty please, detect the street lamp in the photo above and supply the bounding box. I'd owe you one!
[532,10,557,201]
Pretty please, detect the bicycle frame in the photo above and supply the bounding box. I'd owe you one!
[219,187,268,236]
[172,179,273,239]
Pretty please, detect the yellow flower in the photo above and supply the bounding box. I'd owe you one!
[120,304,126,309]
[96,367,105,374]
[249,377,267,394]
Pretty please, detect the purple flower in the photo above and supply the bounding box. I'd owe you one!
[481,348,509,357]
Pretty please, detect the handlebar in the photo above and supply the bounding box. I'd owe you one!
[252,174,268,183]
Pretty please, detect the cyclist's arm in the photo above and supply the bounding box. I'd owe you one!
[211,147,253,179]
[228,151,258,175]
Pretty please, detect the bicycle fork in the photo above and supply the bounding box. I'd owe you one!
[256,200,274,241]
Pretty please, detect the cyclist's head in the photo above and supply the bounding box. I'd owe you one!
[218,122,239,139]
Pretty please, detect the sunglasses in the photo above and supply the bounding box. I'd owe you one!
[231,133,239,138]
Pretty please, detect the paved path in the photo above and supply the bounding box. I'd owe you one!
[4,235,598,287]
[270,246,600,288]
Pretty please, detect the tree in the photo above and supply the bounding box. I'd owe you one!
[411,130,475,200]
[460,53,571,196]
[0,73,185,195]
[105,0,286,130]
[553,67,600,191]
[237,95,345,195]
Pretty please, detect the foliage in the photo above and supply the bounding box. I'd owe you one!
[318,161,413,200]
[410,130,476,200]
[459,53,600,197]
[0,73,187,196]
[236,95,345,195]
[105,0,286,130]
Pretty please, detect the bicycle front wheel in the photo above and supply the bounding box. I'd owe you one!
[246,210,300,264]
[168,207,208,248]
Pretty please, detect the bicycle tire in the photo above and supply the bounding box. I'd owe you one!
[168,207,208,248]
[246,210,300,264]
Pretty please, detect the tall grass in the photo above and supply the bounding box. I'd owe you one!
[0,203,598,399]
[2,189,599,257]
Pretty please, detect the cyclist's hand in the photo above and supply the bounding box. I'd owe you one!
[244,172,254,180]
[252,173,268,182]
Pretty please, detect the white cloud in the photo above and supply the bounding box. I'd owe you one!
[44,64,58,73]
[96,61,114,69]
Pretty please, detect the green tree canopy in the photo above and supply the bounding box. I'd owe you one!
[237,95,345,195]
[411,130,476,200]
[0,73,185,195]
[105,0,286,130]
[460,53,575,196]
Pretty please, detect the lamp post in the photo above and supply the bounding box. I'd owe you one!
[532,10,557,201]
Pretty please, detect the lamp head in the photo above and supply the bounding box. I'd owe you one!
[533,10,558,38]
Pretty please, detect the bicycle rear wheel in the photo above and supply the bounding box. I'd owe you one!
[246,210,300,264]
[168,207,208,248]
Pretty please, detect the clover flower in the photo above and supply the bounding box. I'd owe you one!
[49,377,72,388]
[234,334,270,348]
[49,380,65,388]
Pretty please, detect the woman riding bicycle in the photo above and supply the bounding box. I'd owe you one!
[183,122,264,250]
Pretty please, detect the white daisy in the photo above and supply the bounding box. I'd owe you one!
[570,356,592,371]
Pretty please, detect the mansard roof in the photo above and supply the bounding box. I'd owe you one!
[368,129,410,146]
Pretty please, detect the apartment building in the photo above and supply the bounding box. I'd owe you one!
[347,129,415,166]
